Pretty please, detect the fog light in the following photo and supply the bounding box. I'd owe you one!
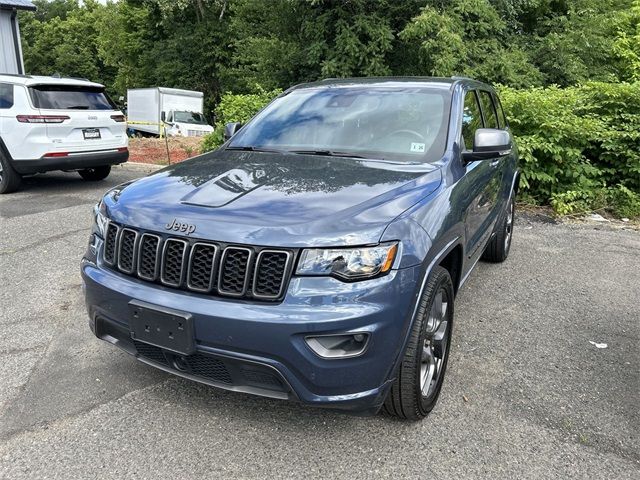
[305,333,370,359]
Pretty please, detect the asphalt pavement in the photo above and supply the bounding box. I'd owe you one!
[0,165,638,479]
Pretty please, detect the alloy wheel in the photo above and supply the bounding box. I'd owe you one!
[420,288,450,398]
[504,199,514,251]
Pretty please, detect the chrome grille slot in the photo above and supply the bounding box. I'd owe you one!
[117,228,138,274]
[137,234,161,281]
[103,223,119,265]
[218,247,252,296]
[161,239,188,287]
[253,250,291,299]
[187,243,218,292]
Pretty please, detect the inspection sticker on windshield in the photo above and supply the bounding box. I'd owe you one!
[410,142,426,153]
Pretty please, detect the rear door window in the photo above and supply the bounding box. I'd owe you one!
[494,94,508,129]
[0,83,14,109]
[461,91,482,150]
[29,85,117,110]
[478,90,499,129]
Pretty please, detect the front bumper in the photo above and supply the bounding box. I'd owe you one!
[13,148,129,174]
[81,256,422,413]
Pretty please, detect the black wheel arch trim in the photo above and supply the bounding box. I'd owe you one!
[0,136,14,162]
[511,169,521,197]
[383,236,463,386]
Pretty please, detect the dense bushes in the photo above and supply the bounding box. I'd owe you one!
[202,82,640,218]
[500,82,640,217]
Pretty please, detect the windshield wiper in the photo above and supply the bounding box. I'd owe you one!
[289,149,366,159]
[225,145,287,154]
[227,146,368,159]
[66,105,90,110]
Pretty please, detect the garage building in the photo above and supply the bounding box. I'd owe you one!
[0,0,35,75]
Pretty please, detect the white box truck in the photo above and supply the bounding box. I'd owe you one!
[126,87,214,137]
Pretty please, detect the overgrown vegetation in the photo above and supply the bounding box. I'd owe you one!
[21,0,640,110]
[20,0,640,218]
[501,82,640,217]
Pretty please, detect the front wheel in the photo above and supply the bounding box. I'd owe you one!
[383,265,454,421]
[78,165,111,181]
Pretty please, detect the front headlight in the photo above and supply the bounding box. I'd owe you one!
[92,200,109,238]
[296,242,398,281]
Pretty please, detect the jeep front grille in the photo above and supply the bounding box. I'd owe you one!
[102,222,293,301]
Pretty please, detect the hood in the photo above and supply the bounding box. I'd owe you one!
[105,150,442,247]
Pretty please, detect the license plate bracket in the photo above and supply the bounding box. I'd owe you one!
[83,128,101,140]
[129,300,195,355]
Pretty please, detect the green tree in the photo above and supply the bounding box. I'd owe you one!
[400,0,542,87]
[20,0,109,84]
[614,0,640,81]
[223,0,425,91]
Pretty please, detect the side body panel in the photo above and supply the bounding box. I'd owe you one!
[0,84,38,159]
[127,88,160,135]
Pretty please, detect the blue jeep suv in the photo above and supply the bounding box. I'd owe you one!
[82,77,519,420]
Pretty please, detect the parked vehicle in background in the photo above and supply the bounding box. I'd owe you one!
[83,77,518,420]
[0,74,128,193]
[126,87,214,138]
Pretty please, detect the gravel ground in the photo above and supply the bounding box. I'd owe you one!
[0,165,638,479]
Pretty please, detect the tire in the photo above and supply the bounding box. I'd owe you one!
[0,151,22,194]
[78,165,111,181]
[482,195,515,263]
[383,265,454,421]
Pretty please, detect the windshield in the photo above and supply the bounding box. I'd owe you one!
[174,111,207,124]
[29,85,117,110]
[229,86,451,162]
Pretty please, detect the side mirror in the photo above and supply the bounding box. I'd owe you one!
[224,122,242,141]
[462,128,512,162]
[160,111,166,122]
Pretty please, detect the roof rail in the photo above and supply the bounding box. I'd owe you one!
[0,73,32,79]
[32,74,93,82]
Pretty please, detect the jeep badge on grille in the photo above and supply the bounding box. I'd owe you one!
[165,219,196,235]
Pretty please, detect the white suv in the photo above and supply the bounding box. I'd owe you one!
[0,74,128,193]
